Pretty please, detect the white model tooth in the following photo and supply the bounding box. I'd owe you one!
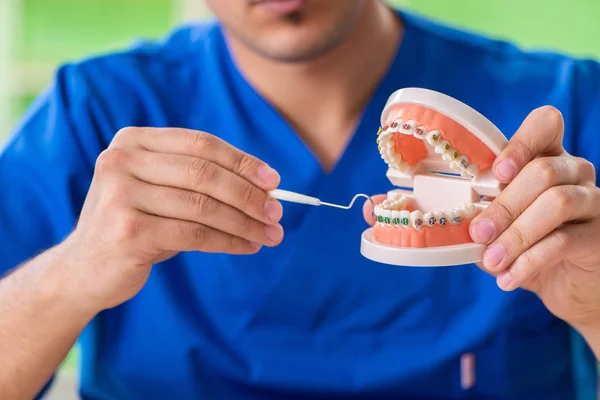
[399,120,416,135]
[391,210,402,225]
[450,161,462,171]
[434,141,448,154]
[385,140,394,149]
[389,120,401,133]
[410,210,424,231]
[449,209,463,225]
[456,155,469,169]
[461,170,472,178]
[374,205,382,216]
[423,212,436,227]
[414,126,428,139]
[389,191,403,201]
[381,208,392,223]
[450,149,460,159]
[456,156,471,169]
[437,211,449,226]
[398,161,409,172]
[399,210,411,228]
[391,200,405,210]
[466,163,479,176]
[462,203,477,219]
[442,151,453,161]
[426,130,441,145]
[435,140,451,154]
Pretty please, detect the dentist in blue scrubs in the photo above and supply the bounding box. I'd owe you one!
[1,1,600,399]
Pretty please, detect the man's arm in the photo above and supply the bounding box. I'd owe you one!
[0,241,96,400]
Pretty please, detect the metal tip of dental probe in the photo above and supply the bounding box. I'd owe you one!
[320,193,374,212]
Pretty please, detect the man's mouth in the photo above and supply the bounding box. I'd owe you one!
[251,0,308,16]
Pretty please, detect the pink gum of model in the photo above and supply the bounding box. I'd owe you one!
[361,88,508,267]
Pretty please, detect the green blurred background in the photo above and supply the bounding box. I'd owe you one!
[1,0,599,396]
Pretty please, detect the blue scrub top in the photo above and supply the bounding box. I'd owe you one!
[2,9,600,400]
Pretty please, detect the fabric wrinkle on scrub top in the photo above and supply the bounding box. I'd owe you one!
[1,8,600,400]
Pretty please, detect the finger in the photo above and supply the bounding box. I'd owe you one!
[470,155,591,244]
[480,184,600,273]
[495,221,597,292]
[493,106,565,183]
[363,194,387,226]
[140,214,263,255]
[112,127,281,190]
[127,150,283,225]
[130,180,283,247]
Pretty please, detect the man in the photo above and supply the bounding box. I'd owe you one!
[1,0,599,398]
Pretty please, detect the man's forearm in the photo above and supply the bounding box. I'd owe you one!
[0,242,96,400]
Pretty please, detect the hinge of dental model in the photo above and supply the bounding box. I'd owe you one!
[376,121,479,177]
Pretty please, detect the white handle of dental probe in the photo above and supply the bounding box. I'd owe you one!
[268,189,321,206]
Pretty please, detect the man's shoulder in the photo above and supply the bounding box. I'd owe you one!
[402,9,598,82]
[74,20,222,73]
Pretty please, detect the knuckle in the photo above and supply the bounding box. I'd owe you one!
[195,194,214,218]
[234,154,257,176]
[113,126,139,145]
[188,159,216,187]
[532,157,560,187]
[189,130,214,153]
[95,148,128,174]
[545,186,573,213]
[240,183,258,206]
[240,214,257,236]
[508,225,529,250]
[190,224,209,245]
[186,192,204,213]
[493,198,519,222]
[576,156,596,182]
[113,211,142,242]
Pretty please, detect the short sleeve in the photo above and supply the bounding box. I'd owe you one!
[0,64,107,398]
[0,65,104,275]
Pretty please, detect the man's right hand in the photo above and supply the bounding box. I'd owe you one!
[62,127,283,312]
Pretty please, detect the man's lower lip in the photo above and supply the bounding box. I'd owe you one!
[254,0,307,15]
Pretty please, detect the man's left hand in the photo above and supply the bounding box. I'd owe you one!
[470,106,600,332]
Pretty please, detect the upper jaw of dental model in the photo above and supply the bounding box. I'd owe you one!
[376,120,479,178]
[374,197,477,231]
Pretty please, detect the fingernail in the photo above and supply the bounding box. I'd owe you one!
[265,199,282,222]
[495,159,516,182]
[497,271,512,290]
[483,244,504,269]
[265,224,283,243]
[471,219,495,243]
[258,165,280,186]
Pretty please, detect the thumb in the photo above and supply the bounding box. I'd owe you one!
[363,194,387,226]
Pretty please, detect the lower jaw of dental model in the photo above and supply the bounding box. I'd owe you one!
[373,194,478,248]
[372,100,497,249]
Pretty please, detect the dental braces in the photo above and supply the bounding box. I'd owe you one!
[376,120,479,177]
[373,196,478,231]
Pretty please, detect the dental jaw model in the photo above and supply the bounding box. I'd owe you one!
[360,88,508,266]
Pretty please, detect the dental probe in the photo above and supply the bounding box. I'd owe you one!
[268,189,374,211]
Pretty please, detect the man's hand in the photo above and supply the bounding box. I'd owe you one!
[63,127,284,312]
[469,106,600,333]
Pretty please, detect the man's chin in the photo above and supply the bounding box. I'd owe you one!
[242,31,348,63]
